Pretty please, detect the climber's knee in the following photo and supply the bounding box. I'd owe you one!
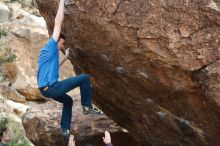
[69,98,73,106]
[81,73,90,82]
[64,97,73,106]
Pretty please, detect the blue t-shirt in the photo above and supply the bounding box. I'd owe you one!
[37,37,59,88]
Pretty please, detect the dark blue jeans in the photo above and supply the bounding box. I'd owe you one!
[39,74,92,130]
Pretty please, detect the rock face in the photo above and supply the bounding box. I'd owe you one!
[22,94,139,146]
[17,0,37,7]
[0,83,26,103]
[36,0,220,145]
[0,3,10,22]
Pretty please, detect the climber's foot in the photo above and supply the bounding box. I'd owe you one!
[83,105,103,115]
[61,128,70,140]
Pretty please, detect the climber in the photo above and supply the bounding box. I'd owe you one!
[68,131,113,146]
[37,0,103,139]
[0,127,10,146]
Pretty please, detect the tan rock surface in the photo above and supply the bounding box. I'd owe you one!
[0,83,26,103]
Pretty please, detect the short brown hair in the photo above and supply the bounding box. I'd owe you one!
[58,32,65,42]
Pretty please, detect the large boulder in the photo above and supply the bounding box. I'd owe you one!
[35,0,220,145]
[22,94,139,146]
[0,2,10,22]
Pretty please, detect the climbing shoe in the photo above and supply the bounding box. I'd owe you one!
[83,105,103,115]
[61,128,70,140]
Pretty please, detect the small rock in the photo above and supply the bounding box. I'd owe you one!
[12,75,45,101]
[157,111,167,119]
[176,117,190,129]
[208,1,220,12]
[18,0,37,7]
[179,25,192,38]
[116,66,127,75]
[137,71,149,79]
[6,100,29,116]
[100,53,109,61]
[20,14,46,28]
[0,83,26,103]
[146,98,153,103]
[9,4,46,28]
[11,28,30,39]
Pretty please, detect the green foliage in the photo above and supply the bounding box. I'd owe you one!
[9,138,30,146]
[2,0,16,4]
[0,28,16,83]
[0,116,9,130]
[0,29,7,39]
[0,48,17,65]
[0,29,16,65]
[0,73,6,82]
[10,0,17,2]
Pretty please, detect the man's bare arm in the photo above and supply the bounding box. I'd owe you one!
[52,0,65,42]
[59,48,70,66]
[59,55,68,67]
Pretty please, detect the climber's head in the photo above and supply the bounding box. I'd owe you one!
[0,127,10,144]
[82,141,95,146]
[57,32,65,51]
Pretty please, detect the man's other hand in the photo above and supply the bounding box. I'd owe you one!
[68,135,75,146]
[65,48,70,56]
[102,131,111,144]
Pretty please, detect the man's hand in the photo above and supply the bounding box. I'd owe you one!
[102,131,111,144]
[59,48,70,66]
[68,135,75,146]
[65,48,70,57]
